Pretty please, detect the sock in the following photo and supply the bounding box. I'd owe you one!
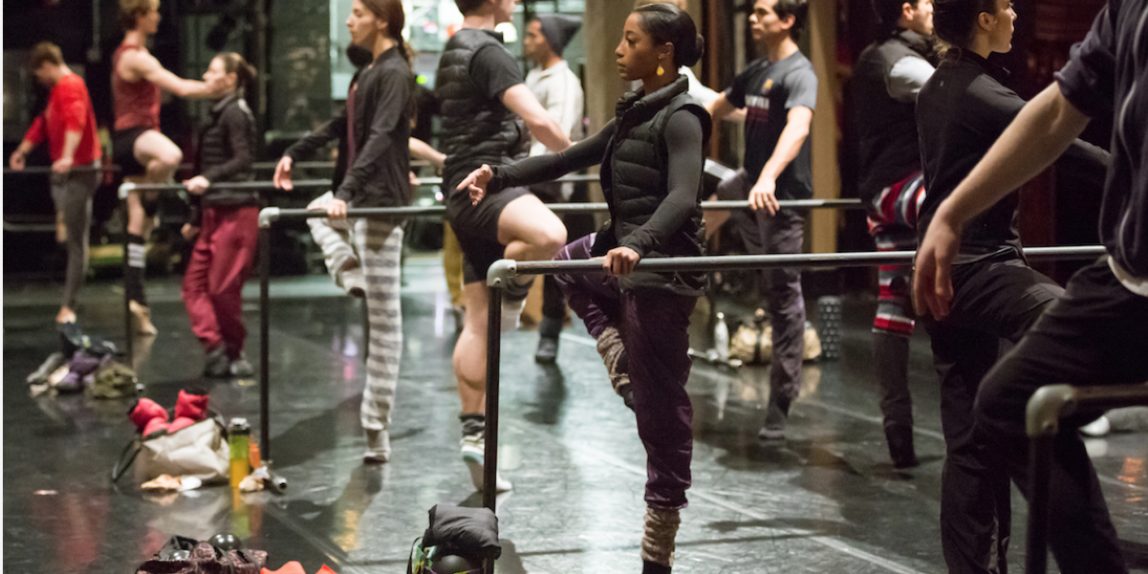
[459,414,485,439]
[640,507,680,568]
[125,234,147,305]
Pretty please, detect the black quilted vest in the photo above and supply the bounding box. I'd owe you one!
[595,75,711,295]
[435,29,528,189]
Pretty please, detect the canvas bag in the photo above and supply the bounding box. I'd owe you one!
[113,418,230,484]
[729,319,822,364]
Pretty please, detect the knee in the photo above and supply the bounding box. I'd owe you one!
[536,224,567,256]
[154,148,183,171]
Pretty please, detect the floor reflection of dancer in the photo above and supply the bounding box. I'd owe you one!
[113,0,222,335]
[458,6,708,570]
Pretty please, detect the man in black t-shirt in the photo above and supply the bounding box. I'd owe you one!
[707,0,816,441]
[435,0,571,494]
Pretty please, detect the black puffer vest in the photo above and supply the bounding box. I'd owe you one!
[851,30,935,203]
[435,29,528,189]
[595,75,712,295]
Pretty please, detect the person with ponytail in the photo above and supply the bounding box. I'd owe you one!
[911,1,1109,571]
[275,0,416,464]
[180,52,259,379]
[457,5,709,571]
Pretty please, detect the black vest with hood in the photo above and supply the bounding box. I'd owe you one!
[594,75,712,295]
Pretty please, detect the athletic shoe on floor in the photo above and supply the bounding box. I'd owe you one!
[460,434,513,492]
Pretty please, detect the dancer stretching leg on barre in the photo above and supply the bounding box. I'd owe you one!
[458,5,708,571]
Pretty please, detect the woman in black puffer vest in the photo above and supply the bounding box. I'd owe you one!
[456,5,709,572]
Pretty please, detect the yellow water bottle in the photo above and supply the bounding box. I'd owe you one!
[228,418,251,489]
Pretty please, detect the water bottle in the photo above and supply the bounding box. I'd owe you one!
[228,418,251,489]
[714,312,730,363]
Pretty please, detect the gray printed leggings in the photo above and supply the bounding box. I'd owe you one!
[51,169,100,310]
[307,192,405,431]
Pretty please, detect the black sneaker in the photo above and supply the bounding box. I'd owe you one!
[534,336,559,364]
[757,402,788,441]
[204,346,230,378]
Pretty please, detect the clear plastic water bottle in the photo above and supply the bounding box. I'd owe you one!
[714,312,730,363]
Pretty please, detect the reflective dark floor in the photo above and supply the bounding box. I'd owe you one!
[4,254,1147,573]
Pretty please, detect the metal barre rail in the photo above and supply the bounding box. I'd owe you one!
[1024,382,1148,574]
[114,173,613,198]
[3,160,338,176]
[470,244,1107,574]
[257,199,865,227]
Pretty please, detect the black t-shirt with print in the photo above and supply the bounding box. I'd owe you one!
[725,51,818,199]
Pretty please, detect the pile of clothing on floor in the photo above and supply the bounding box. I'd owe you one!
[25,323,140,398]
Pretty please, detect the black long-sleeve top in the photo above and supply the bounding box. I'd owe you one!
[285,47,412,208]
[488,110,705,259]
[917,51,1109,262]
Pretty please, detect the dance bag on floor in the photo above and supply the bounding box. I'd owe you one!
[113,418,230,484]
[407,504,500,573]
[730,314,822,364]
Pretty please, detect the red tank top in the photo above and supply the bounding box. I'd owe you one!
[112,43,161,132]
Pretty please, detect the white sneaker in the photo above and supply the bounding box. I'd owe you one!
[1080,415,1111,438]
[460,435,513,492]
[500,297,526,332]
[363,428,391,463]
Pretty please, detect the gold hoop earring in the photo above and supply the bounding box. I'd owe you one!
[657,64,665,77]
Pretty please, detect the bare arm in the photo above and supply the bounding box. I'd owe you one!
[758,106,813,184]
[706,93,739,123]
[409,137,445,169]
[124,50,219,99]
[501,84,571,152]
[914,84,1091,319]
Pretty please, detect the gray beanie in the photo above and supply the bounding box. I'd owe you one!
[536,14,582,56]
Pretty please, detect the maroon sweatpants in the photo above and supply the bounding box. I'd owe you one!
[182,205,259,357]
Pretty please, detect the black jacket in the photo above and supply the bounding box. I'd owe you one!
[188,94,257,224]
[285,47,412,208]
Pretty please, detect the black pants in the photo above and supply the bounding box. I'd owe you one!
[974,258,1148,574]
[923,253,1063,574]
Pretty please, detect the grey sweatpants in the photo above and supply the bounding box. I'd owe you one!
[51,169,100,309]
[307,192,405,431]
